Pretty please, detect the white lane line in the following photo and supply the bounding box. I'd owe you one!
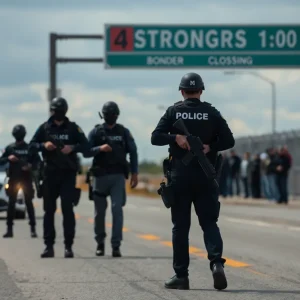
[225,217,300,231]
[225,217,280,228]
[125,204,163,212]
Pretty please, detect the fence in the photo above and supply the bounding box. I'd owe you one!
[233,130,300,198]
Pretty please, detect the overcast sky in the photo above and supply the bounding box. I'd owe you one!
[0,0,300,162]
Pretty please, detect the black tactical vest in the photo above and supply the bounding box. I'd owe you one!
[42,121,79,171]
[92,124,127,169]
[7,142,31,180]
[168,100,218,163]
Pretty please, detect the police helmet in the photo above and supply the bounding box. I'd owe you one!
[50,97,68,114]
[12,124,26,139]
[102,101,120,116]
[179,72,205,91]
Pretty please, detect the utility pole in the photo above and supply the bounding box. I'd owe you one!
[49,33,104,106]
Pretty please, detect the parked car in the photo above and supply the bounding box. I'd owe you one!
[0,164,26,219]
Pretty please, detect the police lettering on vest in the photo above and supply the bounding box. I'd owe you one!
[108,135,123,142]
[176,112,208,120]
[49,134,69,141]
[14,149,28,155]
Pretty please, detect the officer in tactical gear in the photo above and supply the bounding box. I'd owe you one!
[0,125,40,238]
[151,72,235,290]
[84,101,138,258]
[29,97,89,259]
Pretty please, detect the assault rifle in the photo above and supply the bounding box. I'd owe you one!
[173,118,223,188]
[85,167,94,200]
[97,112,129,179]
[46,135,78,172]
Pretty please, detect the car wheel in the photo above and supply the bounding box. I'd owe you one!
[15,210,26,219]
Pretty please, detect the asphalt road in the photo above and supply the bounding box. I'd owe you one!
[0,192,300,300]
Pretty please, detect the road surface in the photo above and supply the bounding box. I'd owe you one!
[0,192,300,300]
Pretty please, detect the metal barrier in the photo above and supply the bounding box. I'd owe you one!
[233,130,300,198]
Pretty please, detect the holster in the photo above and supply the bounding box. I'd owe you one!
[157,182,175,209]
[157,157,175,209]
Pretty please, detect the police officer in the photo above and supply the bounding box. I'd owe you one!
[0,125,40,238]
[29,97,89,258]
[85,101,138,257]
[151,73,235,290]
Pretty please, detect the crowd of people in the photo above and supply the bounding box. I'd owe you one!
[219,146,292,204]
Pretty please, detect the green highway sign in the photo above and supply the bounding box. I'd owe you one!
[104,24,300,69]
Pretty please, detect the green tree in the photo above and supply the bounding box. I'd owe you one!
[138,160,163,174]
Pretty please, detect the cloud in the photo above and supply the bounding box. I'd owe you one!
[264,108,300,121]
[228,118,255,136]
[1,1,300,161]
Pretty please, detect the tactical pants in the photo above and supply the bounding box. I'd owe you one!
[170,169,225,278]
[93,174,126,248]
[43,170,76,248]
[6,180,36,228]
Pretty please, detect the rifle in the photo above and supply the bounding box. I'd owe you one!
[8,158,44,199]
[97,112,129,179]
[45,134,81,205]
[46,134,78,172]
[173,118,223,188]
[85,167,94,200]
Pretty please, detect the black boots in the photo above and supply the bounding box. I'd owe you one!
[3,227,13,238]
[164,263,227,290]
[112,247,122,257]
[96,244,105,256]
[96,244,121,258]
[64,247,74,258]
[40,247,74,258]
[41,247,55,258]
[31,226,37,238]
[164,275,190,290]
[212,262,227,290]
[3,226,37,238]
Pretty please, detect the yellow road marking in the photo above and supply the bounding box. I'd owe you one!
[160,241,172,247]
[138,234,161,241]
[148,238,251,268]
[84,217,252,270]
[223,257,250,268]
[189,246,205,254]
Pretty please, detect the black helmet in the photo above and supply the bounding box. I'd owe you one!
[179,72,205,91]
[12,124,26,141]
[102,101,120,116]
[50,97,68,114]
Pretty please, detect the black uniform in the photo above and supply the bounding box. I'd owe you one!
[85,101,138,257]
[0,140,40,237]
[29,97,89,258]
[151,73,235,290]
